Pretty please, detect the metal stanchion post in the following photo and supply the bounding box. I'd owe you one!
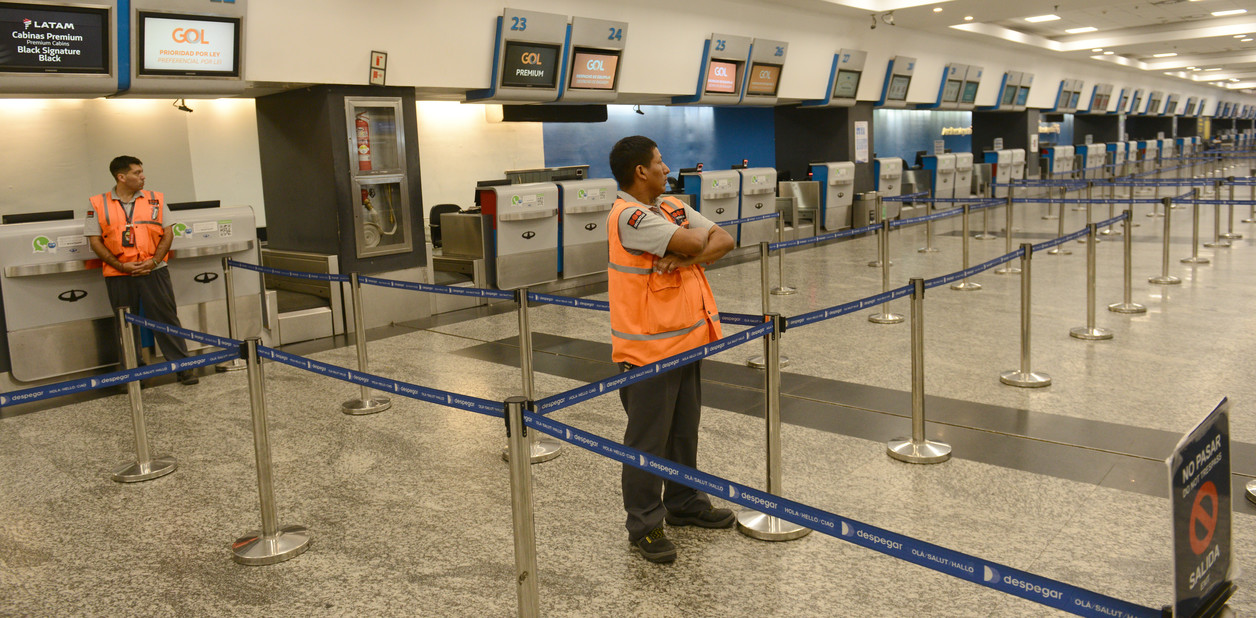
[1069,224,1114,341]
[951,204,981,291]
[1203,184,1231,248]
[771,214,796,295]
[995,191,1020,274]
[887,278,951,464]
[1243,168,1256,223]
[232,337,311,565]
[1181,190,1210,265]
[1109,211,1147,315]
[1043,170,1058,220]
[976,183,996,239]
[111,307,177,483]
[869,218,904,324]
[1000,245,1051,387]
[1101,170,1119,236]
[738,314,811,541]
[1047,186,1072,255]
[504,396,541,617]
[216,257,247,372]
[503,289,561,464]
[1222,178,1242,240]
[750,242,791,368]
[1149,197,1182,285]
[918,192,939,253]
[867,195,892,267]
[341,273,391,415]
[1127,174,1141,227]
[1078,181,1098,244]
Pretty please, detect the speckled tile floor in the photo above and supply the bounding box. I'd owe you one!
[2,168,1255,616]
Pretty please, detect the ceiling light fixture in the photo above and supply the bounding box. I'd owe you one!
[1103,51,1115,55]
[933,7,942,12]
[964,15,973,21]
[1092,48,1103,52]
[1243,38,1254,42]
[1066,26,1098,34]
[1204,67,1222,71]
[1024,14,1061,23]
[1152,53,1178,57]
[1211,9,1247,16]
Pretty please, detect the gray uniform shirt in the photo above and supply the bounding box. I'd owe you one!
[615,192,715,258]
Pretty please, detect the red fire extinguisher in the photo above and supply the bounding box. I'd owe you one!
[355,112,371,171]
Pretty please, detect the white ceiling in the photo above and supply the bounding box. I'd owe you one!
[757,0,1256,91]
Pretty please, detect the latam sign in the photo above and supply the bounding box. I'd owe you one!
[141,15,237,75]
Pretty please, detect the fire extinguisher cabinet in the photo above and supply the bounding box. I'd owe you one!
[256,85,424,274]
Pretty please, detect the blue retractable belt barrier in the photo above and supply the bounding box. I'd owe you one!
[125,313,241,349]
[924,248,1025,289]
[879,191,930,202]
[892,206,964,228]
[1033,226,1091,253]
[358,274,516,301]
[227,259,350,283]
[524,413,1161,618]
[784,283,914,330]
[768,223,878,251]
[522,291,762,328]
[0,348,240,407]
[721,212,780,226]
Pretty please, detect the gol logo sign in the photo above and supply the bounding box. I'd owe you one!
[586,59,605,70]
[712,66,730,77]
[521,52,545,65]
[173,28,211,44]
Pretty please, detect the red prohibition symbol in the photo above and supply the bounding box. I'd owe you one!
[1189,481,1218,555]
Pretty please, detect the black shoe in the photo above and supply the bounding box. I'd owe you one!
[665,507,736,529]
[177,370,199,386]
[631,526,676,563]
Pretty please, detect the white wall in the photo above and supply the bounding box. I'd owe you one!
[416,102,545,209]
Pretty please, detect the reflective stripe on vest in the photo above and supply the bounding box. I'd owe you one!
[90,191,167,277]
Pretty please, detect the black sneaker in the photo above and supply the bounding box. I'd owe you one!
[177,370,199,386]
[665,507,736,529]
[631,526,676,563]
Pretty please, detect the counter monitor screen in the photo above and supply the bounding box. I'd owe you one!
[960,81,979,104]
[705,59,740,94]
[568,49,619,90]
[1185,102,1197,116]
[500,41,560,88]
[1015,86,1030,106]
[1001,85,1018,106]
[1130,95,1142,113]
[745,62,782,96]
[1118,95,1128,111]
[886,74,910,101]
[833,69,860,98]
[1148,98,1161,114]
[1068,91,1081,109]
[0,2,109,74]
[138,12,240,77]
[942,79,962,103]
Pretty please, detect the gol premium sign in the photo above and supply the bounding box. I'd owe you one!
[1167,399,1235,617]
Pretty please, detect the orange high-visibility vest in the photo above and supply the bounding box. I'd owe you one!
[89,191,168,277]
[606,195,722,367]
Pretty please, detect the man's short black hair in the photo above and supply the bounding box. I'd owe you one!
[609,136,658,189]
[109,155,142,180]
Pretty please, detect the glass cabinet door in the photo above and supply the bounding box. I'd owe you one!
[351,175,412,258]
[345,97,405,173]
[344,97,412,258]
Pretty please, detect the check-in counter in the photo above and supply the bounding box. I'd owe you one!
[555,178,615,278]
[810,161,855,231]
[1009,149,1026,185]
[1137,140,1159,174]
[777,181,819,239]
[168,206,262,352]
[923,154,956,202]
[479,182,560,290]
[680,170,740,230]
[736,168,777,247]
[985,150,1012,198]
[954,153,974,200]
[874,158,903,198]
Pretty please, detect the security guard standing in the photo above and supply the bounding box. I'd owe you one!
[86,155,197,385]
[607,136,735,563]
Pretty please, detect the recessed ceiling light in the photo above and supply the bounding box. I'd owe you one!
[1092,48,1104,52]
[1103,51,1115,55]
[1243,38,1254,42]
[1234,34,1247,38]
[1024,14,1061,22]
[933,7,943,12]
[1212,9,1247,16]
[1230,78,1240,82]
[1153,53,1178,57]
[1204,67,1222,71]
[1066,26,1098,34]
[964,15,974,21]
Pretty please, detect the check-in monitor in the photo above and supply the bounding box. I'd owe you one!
[960,81,979,104]
[1001,85,1018,106]
[0,2,109,74]
[942,79,962,103]
[138,12,240,77]
[886,74,910,101]
[1015,86,1030,106]
[833,69,860,98]
[745,62,782,96]
[1068,91,1081,109]
[705,59,740,94]
[499,41,561,88]
[568,49,619,91]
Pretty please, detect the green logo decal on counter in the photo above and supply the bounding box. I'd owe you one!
[32,236,50,253]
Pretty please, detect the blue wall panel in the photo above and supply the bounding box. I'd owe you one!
[872,109,972,165]
[542,105,775,181]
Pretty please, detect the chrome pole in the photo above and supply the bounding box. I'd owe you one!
[111,307,177,483]
[232,337,311,565]
[1078,181,1098,244]
[867,195,892,267]
[504,289,561,463]
[1242,168,1255,223]
[869,218,904,324]
[1047,186,1072,255]
[1000,244,1051,388]
[341,273,391,415]
[738,314,810,541]
[887,278,951,464]
[918,193,939,253]
[1109,211,1147,314]
[951,204,981,291]
[1042,170,1058,220]
[1127,174,1141,227]
[504,396,540,617]
[216,257,247,372]
[1248,479,1256,506]
[1203,184,1231,248]
[1101,169,1118,235]
[1222,178,1242,240]
[771,214,796,295]
[1181,189,1210,265]
[1149,197,1182,285]
[1069,224,1113,341]
[995,190,1020,274]
[976,183,996,239]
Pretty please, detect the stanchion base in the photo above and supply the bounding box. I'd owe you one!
[501,434,563,465]
[950,281,982,291]
[1108,302,1147,314]
[1098,229,1115,236]
[993,266,1022,275]
[886,438,952,464]
[736,510,812,542]
[1203,241,1232,248]
[770,286,797,296]
[1146,212,1165,217]
[1069,326,1114,340]
[1046,247,1072,255]
[1220,233,1243,240]
[747,354,791,369]
[1000,370,1051,388]
[1041,215,1058,220]
[215,358,248,373]
[868,312,904,324]
[917,247,940,254]
[231,525,312,566]
[973,233,997,240]
[867,260,894,267]
[1148,275,1182,285]
[341,397,391,416]
[111,455,177,483]
[1246,480,1256,505]
[1180,256,1211,265]
[1241,218,1256,224]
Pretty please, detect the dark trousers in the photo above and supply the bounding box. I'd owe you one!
[104,268,190,364]
[620,360,711,542]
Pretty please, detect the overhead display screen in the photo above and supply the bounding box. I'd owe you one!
[1148,98,1161,114]
[942,79,961,103]
[745,62,781,95]
[833,69,860,98]
[500,41,560,88]
[1015,86,1030,106]
[1001,85,1018,106]
[1185,102,1197,116]
[139,12,239,76]
[886,74,910,101]
[1130,95,1142,113]
[0,2,109,73]
[1068,91,1081,109]
[568,49,618,90]
[960,81,979,104]
[704,60,739,94]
